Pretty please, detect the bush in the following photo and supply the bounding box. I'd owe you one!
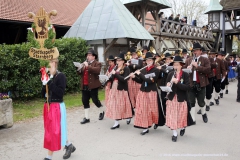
[0,38,88,99]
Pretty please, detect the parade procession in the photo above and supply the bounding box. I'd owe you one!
[1,0,240,160]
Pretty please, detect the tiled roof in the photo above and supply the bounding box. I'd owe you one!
[65,0,154,40]
[120,0,171,9]
[0,0,91,26]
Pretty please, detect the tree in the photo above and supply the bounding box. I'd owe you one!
[162,0,208,27]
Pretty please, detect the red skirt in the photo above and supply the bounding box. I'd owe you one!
[43,103,61,151]
[134,91,159,129]
[106,80,132,120]
[128,78,141,108]
[105,81,111,106]
[166,95,188,130]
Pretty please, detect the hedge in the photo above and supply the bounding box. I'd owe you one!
[0,38,88,99]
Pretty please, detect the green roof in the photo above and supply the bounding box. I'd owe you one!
[120,0,171,8]
[64,0,154,41]
[205,0,223,14]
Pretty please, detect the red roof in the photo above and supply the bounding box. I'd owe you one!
[0,0,91,26]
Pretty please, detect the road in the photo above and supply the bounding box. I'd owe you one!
[0,80,240,160]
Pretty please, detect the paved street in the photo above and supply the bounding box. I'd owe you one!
[0,80,240,160]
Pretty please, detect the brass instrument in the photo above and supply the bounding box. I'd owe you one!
[125,51,132,61]
[179,49,183,57]
[150,46,156,54]
[136,49,143,58]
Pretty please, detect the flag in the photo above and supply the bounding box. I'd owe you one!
[231,10,234,21]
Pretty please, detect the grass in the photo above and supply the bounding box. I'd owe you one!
[13,89,105,122]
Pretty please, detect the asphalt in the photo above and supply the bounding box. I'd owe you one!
[0,80,240,160]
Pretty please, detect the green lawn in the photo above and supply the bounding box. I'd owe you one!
[13,89,105,122]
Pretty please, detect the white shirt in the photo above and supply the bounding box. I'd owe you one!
[193,56,200,81]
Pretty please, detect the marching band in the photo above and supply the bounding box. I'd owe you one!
[77,42,238,143]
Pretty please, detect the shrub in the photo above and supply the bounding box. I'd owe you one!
[0,38,88,99]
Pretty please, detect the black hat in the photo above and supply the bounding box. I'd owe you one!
[130,48,136,53]
[182,49,187,53]
[145,52,156,60]
[172,56,184,64]
[175,50,180,55]
[142,46,148,51]
[217,51,226,56]
[162,52,173,60]
[116,52,126,62]
[85,49,98,59]
[209,49,217,54]
[154,53,160,58]
[201,47,207,53]
[107,55,115,61]
[192,43,202,51]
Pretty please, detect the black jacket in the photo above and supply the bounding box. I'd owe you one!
[133,67,160,92]
[159,65,173,86]
[166,70,190,102]
[128,59,143,73]
[42,72,66,102]
[237,64,240,79]
[111,66,130,91]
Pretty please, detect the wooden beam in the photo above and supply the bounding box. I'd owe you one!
[104,38,118,54]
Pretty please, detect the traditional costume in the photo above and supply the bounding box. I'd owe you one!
[105,53,132,129]
[133,52,160,135]
[165,56,191,142]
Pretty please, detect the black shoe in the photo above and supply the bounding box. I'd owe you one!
[154,124,158,129]
[202,113,208,123]
[172,136,177,142]
[126,119,131,125]
[140,129,149,135]
[43,158,50,160]
[215,99,219,105]
[220,93,223,98]
[111,124,120,130]
[209,102,214,106]
[206,105,210,111]
[180,129,185,136]
[99,111,105,120]
[225,90,228,94]
[80,118,90,124]
[192,121,196,125]
[197,109,201,114]
[63,144,76,159]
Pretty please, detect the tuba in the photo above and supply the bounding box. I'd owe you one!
[125,51,132,61]
[150,46,156,54]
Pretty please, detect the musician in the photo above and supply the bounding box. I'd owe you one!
[154,52,173,129]
[105,55,116,107]
[41,59,76,160]
[105,53,132,129]
[165,56,191,142]
[131,52,160,135]
[184,43,211,124]
[182,49,190,63]
[219,52,229,97]
[126,48,143,110]
[77,49,104,124]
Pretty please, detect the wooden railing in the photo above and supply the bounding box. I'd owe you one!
[145,18,213,41]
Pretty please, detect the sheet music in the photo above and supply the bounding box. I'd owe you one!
[131,59,139,65]
[166,66,173,70]
[182,68,192,73]
[99,75,109,84]
[73,62,82,68]
[160,86,172,92]
[145,73,156,78]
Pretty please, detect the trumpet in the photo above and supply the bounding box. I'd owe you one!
[165,69,176,99]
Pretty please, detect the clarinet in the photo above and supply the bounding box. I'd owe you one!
[102,65,117,87]
[165,69,176,99]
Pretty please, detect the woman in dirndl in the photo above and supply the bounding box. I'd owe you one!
[131,52,160,135]
[228,56,237,81]
[105,55,116,106]
[41,59,76,160]
[105,52,132,129]
[165,56,190,142]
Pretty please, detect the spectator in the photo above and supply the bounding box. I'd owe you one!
[173,14,180,22]
[168,14,174,21]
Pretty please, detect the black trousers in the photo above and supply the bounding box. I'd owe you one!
[221,73,229,90]
[82,86,102,109]
[188,86,206,108]
[206,77,213,100]
[212,77,221,93]
[237,78,240,101]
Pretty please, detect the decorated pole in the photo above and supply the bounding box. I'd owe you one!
[27,7,59,110]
